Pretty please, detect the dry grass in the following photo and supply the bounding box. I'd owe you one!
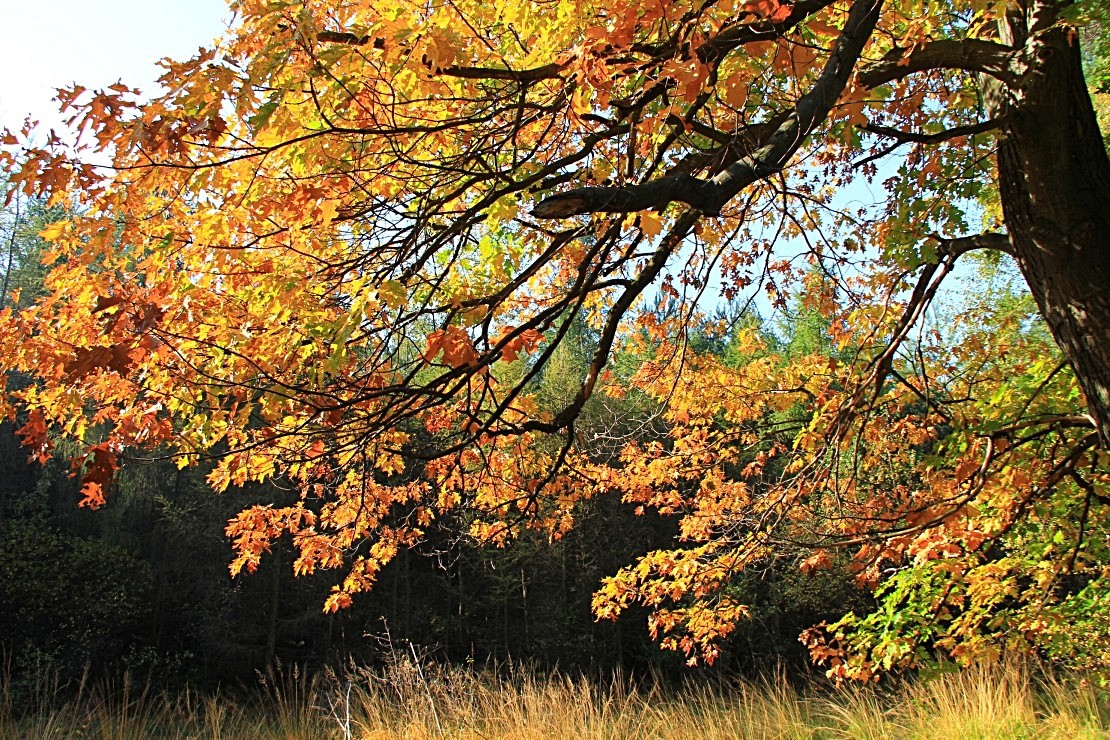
[2,656,1108,739]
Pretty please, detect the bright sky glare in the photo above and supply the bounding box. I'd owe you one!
[0,0,233,133]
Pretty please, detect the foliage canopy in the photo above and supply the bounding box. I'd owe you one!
[3,0,1110,678]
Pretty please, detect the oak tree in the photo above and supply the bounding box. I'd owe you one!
[2,0,1109,677]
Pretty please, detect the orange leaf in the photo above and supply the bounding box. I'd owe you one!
[639,213,664,237]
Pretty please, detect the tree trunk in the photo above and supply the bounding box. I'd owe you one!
[265,538,282,667]
[997,25,1110,447]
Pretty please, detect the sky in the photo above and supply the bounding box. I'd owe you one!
[0,0,233,133]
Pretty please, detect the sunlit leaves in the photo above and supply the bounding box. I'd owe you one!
[0,0,1105,681]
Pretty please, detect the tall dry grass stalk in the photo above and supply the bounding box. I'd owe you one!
[1,655,1107,738]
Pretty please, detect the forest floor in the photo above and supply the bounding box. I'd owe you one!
[2,658,1108,738]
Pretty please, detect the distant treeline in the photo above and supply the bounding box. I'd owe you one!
[0,412,863,692]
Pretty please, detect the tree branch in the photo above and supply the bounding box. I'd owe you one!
[435,62,569,82]
[827,231,1010,442]
[852,117,1006,168]
[693,0,841,63]
[857,39,1017,89]
[860,116,1007,145]
[937,231,1013,257]
[317,30,569,82]
[316,30,384,47]
[532,0,885,219]
[530,174,725,218]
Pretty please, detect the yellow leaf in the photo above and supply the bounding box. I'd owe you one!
[487,196,519,225]
[379,280,407,309]
[639,212,664,237]
[38,220,70,241]
[722,75,749,109]
[318,199,339,225]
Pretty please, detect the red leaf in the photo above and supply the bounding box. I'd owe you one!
[16,408,53,463]
[79,481,107,509]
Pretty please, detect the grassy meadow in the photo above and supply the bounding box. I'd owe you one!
[2,657,1109,739]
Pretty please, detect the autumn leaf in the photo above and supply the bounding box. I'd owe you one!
[425,326,480,367]
[639,213,664,237]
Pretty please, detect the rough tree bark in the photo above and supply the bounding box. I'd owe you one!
[994,21,1110,447]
